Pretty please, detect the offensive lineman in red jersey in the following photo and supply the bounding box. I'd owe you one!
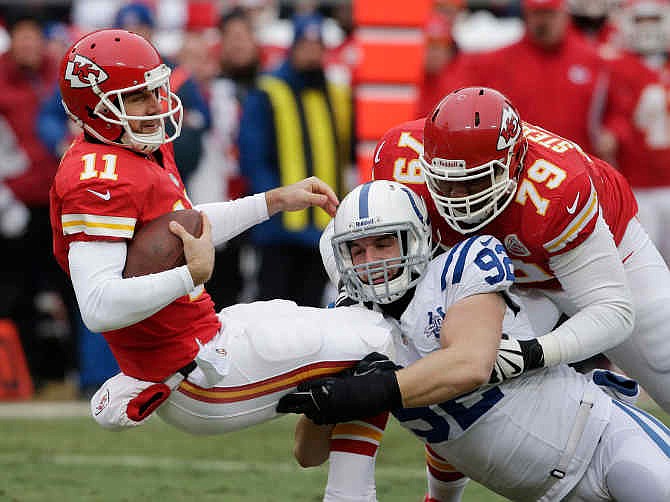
[370,87,670,420]
[49,33,398,497]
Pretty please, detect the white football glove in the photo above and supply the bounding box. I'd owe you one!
[489,334,545,384]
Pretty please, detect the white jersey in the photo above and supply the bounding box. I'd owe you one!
[388,235,612,501]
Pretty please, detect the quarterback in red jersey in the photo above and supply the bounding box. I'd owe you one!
[371,87,670,414]
[49,29,397,472]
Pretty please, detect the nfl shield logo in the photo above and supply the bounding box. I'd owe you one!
[504,234,531,256]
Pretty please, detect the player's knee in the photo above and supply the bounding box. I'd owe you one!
[606,460,670,501]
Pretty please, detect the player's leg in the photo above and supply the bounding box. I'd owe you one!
[567,398,670,501]
[157,300,396,434]
[605,218,670,412]
[603,400,670,501]
[424,445,468,502]
[323,413,389,502]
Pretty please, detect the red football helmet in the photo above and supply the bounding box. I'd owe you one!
[59,29,182,153]
[421,87,527,234]
[617,0,670,54]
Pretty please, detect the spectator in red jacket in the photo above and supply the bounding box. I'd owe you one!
[467,0,610,154]
[0,11,77,392]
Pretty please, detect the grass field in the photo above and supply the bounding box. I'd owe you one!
[0,403,667,501]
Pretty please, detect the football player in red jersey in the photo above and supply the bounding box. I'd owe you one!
[366,87,670,419]
[49,33,398,497]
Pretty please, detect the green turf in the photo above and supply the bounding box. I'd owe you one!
[0,406,667,501]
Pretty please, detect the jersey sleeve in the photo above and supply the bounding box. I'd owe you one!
[438,235,514,305]
[58,150,146,244]
[541,173,599,257]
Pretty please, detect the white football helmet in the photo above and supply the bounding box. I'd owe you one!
[332,181,432,304]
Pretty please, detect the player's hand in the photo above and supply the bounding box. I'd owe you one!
[489,334,545,384]
[277,352,402,424]
[266,176,339,217]
[169,212,214,286]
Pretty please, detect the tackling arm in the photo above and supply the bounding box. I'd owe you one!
[539,214,635,366]
[293,416,335,467]
[491,215,635,382]
[397,292,504,407]
[277,293,504,423]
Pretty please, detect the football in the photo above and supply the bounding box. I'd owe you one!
[123,209,203,278]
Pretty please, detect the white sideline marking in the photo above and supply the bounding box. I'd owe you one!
[0,401,89,418]
[0,452,426,480]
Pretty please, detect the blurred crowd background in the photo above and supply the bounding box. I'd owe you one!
[1,0,670,400]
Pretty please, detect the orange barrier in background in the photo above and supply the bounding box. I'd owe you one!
[354,0,432,27]
[354,0,431,181]
[0,319,34,400]
[354,34,425,84]
[356,89,418,141]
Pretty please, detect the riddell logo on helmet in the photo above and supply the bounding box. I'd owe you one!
[497,106,521,151]
[64,55,109,88]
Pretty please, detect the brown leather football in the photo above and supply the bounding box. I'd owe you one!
[123,209,203,278]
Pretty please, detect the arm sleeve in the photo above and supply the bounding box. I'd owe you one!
[68,240,194,333]
[195,192,268,247]
[538,214,635,366]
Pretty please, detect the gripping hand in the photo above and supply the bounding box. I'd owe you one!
[489,334,545,384]
[276,352,402,424]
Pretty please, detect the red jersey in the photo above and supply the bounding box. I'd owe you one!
[50,136,220,381]
[466,27,608,154]
[370,120,638,288]
[604,50,670,188]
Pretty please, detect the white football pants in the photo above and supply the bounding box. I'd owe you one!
[157,300,396,435]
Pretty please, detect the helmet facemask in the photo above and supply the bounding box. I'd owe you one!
[333,223,429,304]
[421,138,526,234]
[72,63,183,153]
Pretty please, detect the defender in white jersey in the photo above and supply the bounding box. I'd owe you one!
[279,181,670,501]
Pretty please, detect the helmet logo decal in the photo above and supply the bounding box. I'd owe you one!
[64,55,109,88]
[497,105,521,151]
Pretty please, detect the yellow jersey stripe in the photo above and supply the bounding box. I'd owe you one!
[544,183,598,253]
[61,213,136,238]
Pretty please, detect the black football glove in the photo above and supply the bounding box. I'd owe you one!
[489,334,545,384]
[276,352,403,425]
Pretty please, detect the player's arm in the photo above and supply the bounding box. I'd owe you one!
[293,416,335,467]
[196,176,338,247]
[492,214,635,382]
[538,214,634,366]
[277,293,504,423]
[69,215,213,333]
[397,292,503,407]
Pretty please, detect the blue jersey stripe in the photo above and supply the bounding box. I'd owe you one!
[441,241,464,291]
[613,399,670,458]
[358,182,372,219]
[451,236,480,285]
[400,187,424,224]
